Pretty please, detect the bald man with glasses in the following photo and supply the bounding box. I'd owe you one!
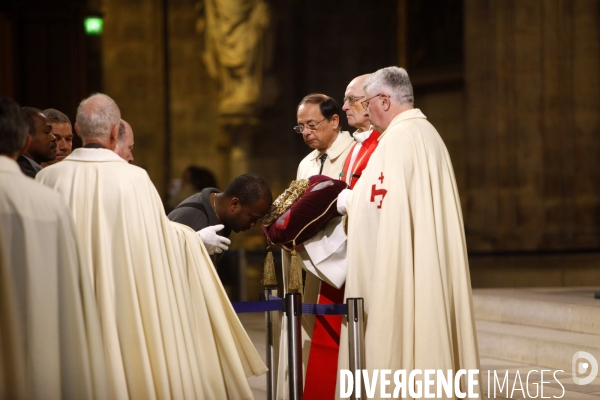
[339,74,381,189]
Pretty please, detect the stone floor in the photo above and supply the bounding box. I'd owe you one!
[239,287,600,399]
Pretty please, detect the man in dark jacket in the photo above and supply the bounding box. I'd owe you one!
[17,107,56,177]
[168,173,272,262]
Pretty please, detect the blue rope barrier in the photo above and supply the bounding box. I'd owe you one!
[232,299,283,313]
[233,295,348,316]
[303,302,347,316]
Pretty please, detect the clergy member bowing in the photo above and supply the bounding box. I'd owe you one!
[168,173,272,264]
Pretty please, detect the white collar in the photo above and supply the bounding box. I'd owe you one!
[332,131,345,144]
[66,148,127,162]
[352,129,373,144]
[311,130,352,160]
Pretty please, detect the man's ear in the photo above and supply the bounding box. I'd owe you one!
[74,122,82,138]
[230,197,241,211]
[331,114,340,130]
[108,123,119,149]
[381,94,391,111]
[18,134,32,156]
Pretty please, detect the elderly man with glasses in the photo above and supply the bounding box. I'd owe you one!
[336,66,481,396]
[339,74,381,189]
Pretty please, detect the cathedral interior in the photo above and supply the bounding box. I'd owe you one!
[2,0,600,397]
[2,0,599,294]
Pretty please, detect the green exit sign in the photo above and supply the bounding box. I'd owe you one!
[84,17,103,35]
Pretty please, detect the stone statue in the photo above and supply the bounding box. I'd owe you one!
[198,0,270,115]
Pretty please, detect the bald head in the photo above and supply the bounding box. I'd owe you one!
[342,74,372,132]
[115,119,134,163]
[349,74,370,88]
[75,93,121,148]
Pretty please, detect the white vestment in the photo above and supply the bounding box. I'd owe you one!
[275,132,353,399]
[299,129,376,288]
[293,131,354,290]
[339,109,480,399]
[37,148,267,400]
[0,155,108,400]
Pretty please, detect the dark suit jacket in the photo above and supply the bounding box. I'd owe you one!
[168,187,231,263]
[17,155,39,178]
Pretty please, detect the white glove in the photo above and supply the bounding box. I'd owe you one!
[197,224,231,255]
[337,188,352,215]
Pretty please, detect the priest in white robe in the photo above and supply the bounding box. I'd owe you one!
[276,93,353,399]
[0,96,108,400]
[337,67,480,399]
[291,93,354,299]
[37,93,267,400]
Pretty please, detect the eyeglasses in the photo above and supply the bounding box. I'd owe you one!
[293,117,327,134]
[343,95,365,106]
[361,93,382,111]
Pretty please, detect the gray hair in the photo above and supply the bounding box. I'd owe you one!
[363,66,414,107]
[43,108,72,127]
[76,93,121,140]
[118,121,125,142]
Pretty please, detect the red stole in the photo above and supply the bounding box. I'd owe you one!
[303,130,380,400]
[339,130,381,189]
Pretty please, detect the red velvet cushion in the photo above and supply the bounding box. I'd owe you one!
[262,175,348,249]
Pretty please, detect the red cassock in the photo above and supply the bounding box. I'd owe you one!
[304,130,380,400]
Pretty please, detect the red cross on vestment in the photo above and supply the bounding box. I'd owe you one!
[370,171,387,209]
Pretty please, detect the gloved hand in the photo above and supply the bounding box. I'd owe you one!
[197,224,231,255]
[337,188,352,215]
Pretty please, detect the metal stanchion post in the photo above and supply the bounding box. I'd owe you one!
[286,292,303,400]
[347,298,365,400]
[264,288,275,400]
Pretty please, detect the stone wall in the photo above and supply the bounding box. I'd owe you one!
[100,0,167,190]
[168,0,224,188]
[464,0,600,253]
[98,0,398,198]
[97,0,600,259]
